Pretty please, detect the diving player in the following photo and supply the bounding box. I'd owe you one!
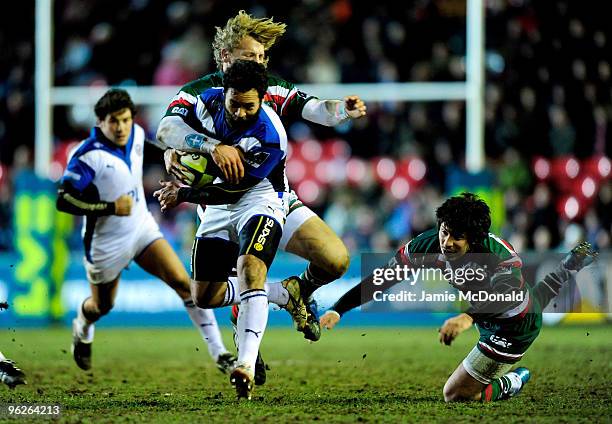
[154,60,300,400]
[319,193,597,402]
[56,89,236,374]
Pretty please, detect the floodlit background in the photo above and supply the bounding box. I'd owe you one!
[0,0,609,326]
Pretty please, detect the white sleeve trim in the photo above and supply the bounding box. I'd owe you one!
[301,98,349,127]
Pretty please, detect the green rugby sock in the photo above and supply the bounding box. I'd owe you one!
[299,264,336,299]
[481,374,520,402]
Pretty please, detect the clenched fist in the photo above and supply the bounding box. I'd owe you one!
[438,313,473,346]
[320,310,341,330]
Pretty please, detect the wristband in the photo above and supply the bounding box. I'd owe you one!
[336,103,349,120]
[184,134,220,154]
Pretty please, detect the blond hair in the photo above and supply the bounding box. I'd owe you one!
[213,10,287,70]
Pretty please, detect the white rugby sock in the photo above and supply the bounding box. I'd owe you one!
[236,289,268,369]
[265,282,289,306]
[223,277,288,307]
[76,300,95,343]
[0,351,6,361]
[183,299,227,360]
[222,278,241,306]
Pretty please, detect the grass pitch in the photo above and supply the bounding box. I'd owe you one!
[0,324,610,423]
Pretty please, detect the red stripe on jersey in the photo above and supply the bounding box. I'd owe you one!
[169,98,193,109]
[264,93,287,113]
[279,92,298,115]
[510,296,532,320]
[499,237,518,254]
[397,245,410,265]
[499,259,522,268]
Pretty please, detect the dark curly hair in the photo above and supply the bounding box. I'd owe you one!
[94,88,136,120]
[436,192,491,249]
[223,59,268,99]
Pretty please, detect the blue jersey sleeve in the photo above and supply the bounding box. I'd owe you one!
[61,157,96,192]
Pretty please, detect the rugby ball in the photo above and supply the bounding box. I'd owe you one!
[179,153,221,188]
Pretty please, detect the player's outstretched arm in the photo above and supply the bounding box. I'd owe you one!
[343,95,367,118]
[438,313,473,346]
[301,95,367,126]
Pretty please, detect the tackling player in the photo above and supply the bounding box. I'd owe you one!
[157,10,367,343]
[319,193,597,402]
[56,89,236,374]
[154,60,299,400]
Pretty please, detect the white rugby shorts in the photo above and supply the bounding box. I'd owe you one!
[84,212,163,284]
[278,190,317,250]
[196,193,285,242]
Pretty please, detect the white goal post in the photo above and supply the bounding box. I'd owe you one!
[35,0,484,177]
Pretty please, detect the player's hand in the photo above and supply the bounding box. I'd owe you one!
[211,145,244,184]
[344,95,366,119]
[438,313,473,346]
[164,148,191,184]
[153,180,182,212]
[320,310,341,330]
[114,194,133,216]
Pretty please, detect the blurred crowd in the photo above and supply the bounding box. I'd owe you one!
[0,0,610,255]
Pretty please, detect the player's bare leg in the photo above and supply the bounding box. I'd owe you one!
[72,277,120,370]
[190,280,228,309]
[443,363,486,401]
[286,216,350,293]
[135,238,235,373]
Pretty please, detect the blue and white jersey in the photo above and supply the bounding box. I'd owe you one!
[188,87,289,198]
[61,124,149,262]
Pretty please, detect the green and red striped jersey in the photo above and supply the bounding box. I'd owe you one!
[164,71,315,128]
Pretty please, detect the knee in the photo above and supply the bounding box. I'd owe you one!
[317,244,350,279]
[443,390,458,403]
[443,381,464,403]
[93,300,114,317]
[238,255,267,286]
[443,383,478,402]
[443,387,460,403]
[328,249,350,279]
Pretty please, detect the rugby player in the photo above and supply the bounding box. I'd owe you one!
[154,60,297,399]
[0,352,26,389]
[158,11,367,343]
[319,193,597,402]
[56,89,236,373]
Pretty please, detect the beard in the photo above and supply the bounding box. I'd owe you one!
[226,112,259,130]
